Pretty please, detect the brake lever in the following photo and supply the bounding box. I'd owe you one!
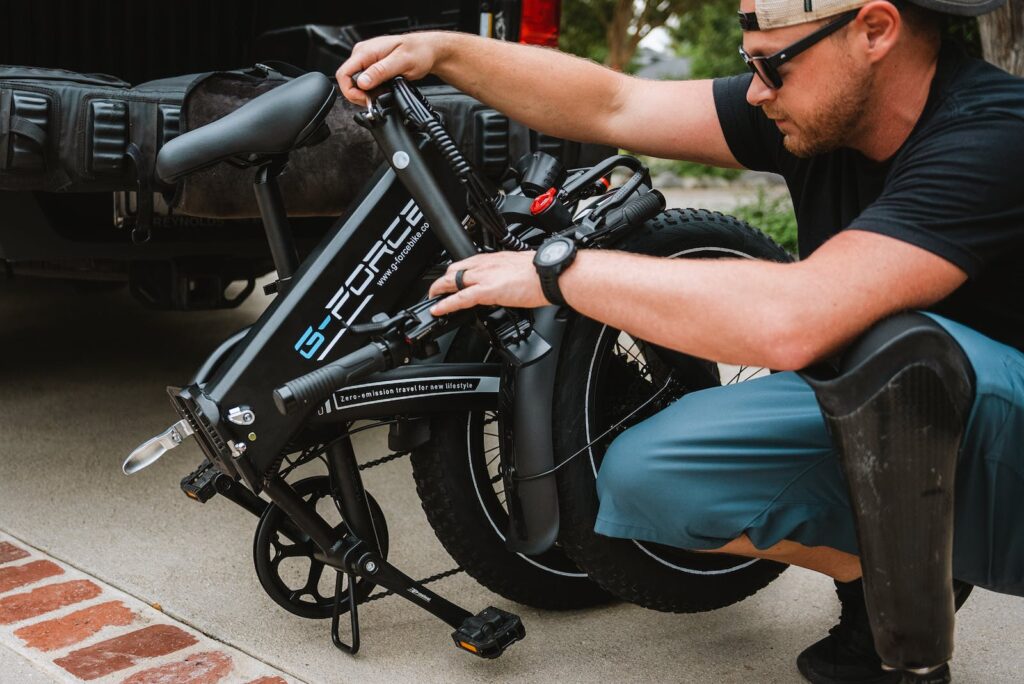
[351,69,383,121]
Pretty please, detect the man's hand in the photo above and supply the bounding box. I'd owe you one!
[428,251,549,316]
[336,32,448,106]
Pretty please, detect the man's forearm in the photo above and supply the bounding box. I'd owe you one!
[558,250,826,370]
[432,33,629,147]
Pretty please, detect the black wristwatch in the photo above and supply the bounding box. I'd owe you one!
[533,236,577,307]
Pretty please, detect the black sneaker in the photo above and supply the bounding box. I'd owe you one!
[797,579,898,684]
[797,579,972,684]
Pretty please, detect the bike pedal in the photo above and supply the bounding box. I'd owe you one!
[451,607,525,659]
[180,459,219,503]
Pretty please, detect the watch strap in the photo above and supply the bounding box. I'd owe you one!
[539,268,569,307]
[534,238,576,308]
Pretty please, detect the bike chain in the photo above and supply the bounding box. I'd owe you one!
[355,448,465,603]
[357,449,411,470]
[361,566,465,604]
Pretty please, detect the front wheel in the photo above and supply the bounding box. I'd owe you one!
[410,331,612,610]
[555,208,792,612]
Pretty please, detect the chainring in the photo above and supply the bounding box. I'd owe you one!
[253,475,389,620]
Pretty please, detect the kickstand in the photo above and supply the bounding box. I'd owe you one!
[331,571,360,654]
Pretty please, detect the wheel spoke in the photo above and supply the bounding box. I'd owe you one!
[724,365,748,385]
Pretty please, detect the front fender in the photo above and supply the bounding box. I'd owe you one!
[504,305,567,555]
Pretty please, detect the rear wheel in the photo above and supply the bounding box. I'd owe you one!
[554,208,792,612]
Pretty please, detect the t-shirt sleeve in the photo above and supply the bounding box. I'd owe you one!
[847,112,1024,279]
[712,73,788,174]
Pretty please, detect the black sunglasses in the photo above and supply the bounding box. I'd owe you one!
[739,9,859,90]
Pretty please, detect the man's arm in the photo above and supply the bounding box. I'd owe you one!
[428,229,967,370]
[337,32,739,167]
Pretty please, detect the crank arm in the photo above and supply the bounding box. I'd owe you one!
[122,418,194,475]
[319,547,471,629]
[331,549,525,658]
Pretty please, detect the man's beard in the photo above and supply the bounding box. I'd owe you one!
[768,65,873,158]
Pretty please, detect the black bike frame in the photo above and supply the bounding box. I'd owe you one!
[175,90,565,557]
[184,136,465,482]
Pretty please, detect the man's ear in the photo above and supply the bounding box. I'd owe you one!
[856,1,901,62]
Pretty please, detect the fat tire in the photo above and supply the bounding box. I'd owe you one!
[555,208,791,613]
[411,338,612,610]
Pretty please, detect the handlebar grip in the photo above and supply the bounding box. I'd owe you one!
[273,342,389,415]
[603,190,666,230]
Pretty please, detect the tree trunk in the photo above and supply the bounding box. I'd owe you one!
[605,0,634,71]
[978,0,1024,76]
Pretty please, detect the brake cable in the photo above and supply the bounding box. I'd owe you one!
[391,78,528,251]
[512,371,679,482]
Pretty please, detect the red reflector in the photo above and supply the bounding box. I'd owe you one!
[520,0,560,47]
[530,188,557,215]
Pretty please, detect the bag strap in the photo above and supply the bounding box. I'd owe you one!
[125,98,160,243]
[124,143,154,243]
[0,89,11,171]
[8,117,46,147]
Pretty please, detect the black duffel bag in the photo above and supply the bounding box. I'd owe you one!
[0,65,189,193]
[0,63,382,221]
[2,63,586,224]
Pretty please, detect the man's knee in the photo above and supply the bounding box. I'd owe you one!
[595,424,655,505]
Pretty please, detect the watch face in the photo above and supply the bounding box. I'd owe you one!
[539,239,571,265]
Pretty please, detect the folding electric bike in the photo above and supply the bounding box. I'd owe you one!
[124,70,791,657]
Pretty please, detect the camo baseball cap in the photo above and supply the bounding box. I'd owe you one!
[738,0,1006,31]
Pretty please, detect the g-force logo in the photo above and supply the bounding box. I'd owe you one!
[295,199,429,361]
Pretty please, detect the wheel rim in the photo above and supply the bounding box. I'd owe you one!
[464,350,588,578]
[465,409,590,577]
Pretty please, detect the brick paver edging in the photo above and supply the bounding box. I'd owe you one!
[0,532,299,684]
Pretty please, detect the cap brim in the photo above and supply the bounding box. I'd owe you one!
[908,0,1007,16]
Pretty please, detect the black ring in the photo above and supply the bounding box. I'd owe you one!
[455,269,467,291]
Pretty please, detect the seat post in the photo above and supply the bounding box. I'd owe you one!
[254,156,299,289]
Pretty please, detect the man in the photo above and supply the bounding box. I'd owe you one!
[337,1,1024,681]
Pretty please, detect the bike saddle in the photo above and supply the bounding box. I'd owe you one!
[156,71,337,183]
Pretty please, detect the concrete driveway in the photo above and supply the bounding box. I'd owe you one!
[1,231,1021,682]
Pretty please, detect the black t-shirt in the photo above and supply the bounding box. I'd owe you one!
[713,46,1024,352]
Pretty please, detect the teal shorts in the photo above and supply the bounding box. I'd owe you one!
[594,313,1024,596]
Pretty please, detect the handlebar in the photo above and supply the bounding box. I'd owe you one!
[273,341,391,415]
[600,190,665,234]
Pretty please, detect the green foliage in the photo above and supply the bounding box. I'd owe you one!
[942,16,983,58]
[639,155,742,181]
[560,0,702,71]
[560,0,609,64]
[671,0,743,80]
[731,189,799,256]
[670,160,742,180]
